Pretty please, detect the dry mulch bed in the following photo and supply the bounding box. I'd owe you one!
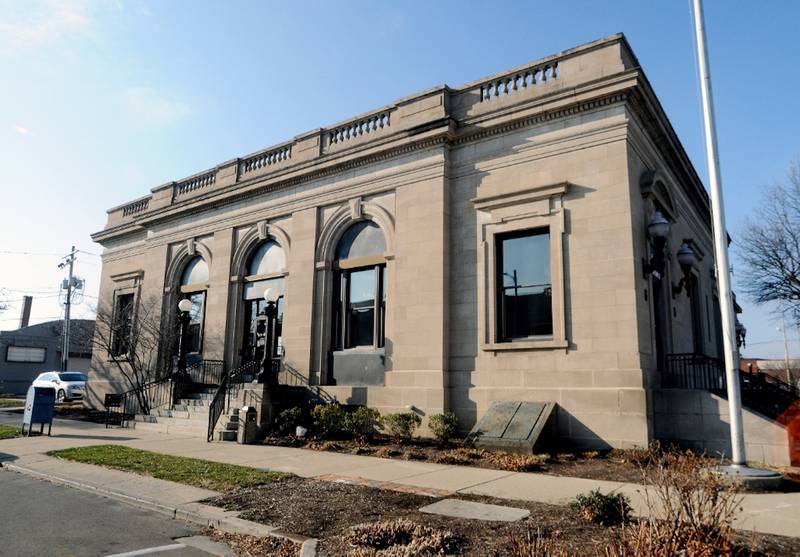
[263,435,800,489]
[205,526,300,557]
[207,475,800,557]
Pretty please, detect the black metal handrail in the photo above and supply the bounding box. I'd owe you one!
[282,362,336,404]
[664,352,800,421]
[116,372,178,427]
[207,360,259,442]
[663,353,726,391]
[186,359,225,386]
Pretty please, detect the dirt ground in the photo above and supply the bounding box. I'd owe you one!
[208,475,800,557]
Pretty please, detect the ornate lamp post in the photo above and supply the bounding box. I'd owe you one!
[177,298,193,375]
[256,288,280,384]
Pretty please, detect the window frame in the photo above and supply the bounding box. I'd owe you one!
[5,345,47,363]
[110,291,137,358]
[480,208,567,351]
[332,259,387,351]
[495,227,554,341]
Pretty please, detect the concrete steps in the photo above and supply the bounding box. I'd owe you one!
[128,388,218,437]
[217,409,240,442]
[126,386,244,440]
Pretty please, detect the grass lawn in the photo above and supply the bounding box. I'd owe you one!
[0,424,20,439]
[47,445,287,491]
[0,398,24,408]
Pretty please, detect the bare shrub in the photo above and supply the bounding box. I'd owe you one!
[606,449,753,557]
[502,527,569,557]
[345,518,461,556]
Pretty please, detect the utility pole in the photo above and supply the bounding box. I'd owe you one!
[59,246,77,372]
[781,319,791,385]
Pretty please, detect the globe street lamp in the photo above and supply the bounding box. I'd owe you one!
[672,242,697,297]
[643,211,670,278]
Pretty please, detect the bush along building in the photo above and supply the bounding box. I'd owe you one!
[88,34,797,466]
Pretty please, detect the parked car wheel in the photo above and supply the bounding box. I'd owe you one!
[56,389,66,403]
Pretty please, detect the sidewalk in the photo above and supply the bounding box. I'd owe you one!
[1,412,799,538]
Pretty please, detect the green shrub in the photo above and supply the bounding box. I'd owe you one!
[381,412,422,442]
[428,412,459,446]
[345,406,382,440]
[274,407,302,436]
[569,489,631,526]
[311,403,346,437]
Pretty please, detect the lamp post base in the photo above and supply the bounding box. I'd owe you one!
[711,464,783,490]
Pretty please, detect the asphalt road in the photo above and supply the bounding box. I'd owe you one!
[0,469,224,557]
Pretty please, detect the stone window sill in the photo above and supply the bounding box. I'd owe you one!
[482,339,568,351]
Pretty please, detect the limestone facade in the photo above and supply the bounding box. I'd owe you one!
[88,34,753,453]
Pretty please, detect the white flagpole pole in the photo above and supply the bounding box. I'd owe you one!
[691,0,746,465]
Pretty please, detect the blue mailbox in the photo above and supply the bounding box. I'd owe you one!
[22,386,55,436]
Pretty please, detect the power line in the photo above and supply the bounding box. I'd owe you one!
[0,250,64,256]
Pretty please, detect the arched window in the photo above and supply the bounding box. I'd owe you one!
[181,256,209,286]
[241,241,287,364]
[332,221,387,349]
[247,241,286,276]
[180,256,208,355]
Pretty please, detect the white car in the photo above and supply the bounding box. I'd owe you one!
[32,371,87,402]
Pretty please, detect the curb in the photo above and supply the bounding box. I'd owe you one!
[2,462,318,556]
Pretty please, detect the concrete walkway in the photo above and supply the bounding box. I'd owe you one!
[1,412,798,538]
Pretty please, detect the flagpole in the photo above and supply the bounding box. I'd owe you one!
[691,0,746,465]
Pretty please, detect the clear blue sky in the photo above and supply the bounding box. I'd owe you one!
[1,0,798,358]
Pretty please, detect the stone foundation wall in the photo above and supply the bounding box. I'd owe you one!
[653,389,790,467]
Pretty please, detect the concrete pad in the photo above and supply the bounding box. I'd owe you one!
[420,498,530,522]
[398,466,516,492]
[459,472,627,505]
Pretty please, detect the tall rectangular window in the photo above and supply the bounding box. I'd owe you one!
[333,265,386,350]
[111,293,135,356]
[496,228,553,340]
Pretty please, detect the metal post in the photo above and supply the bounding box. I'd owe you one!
[177,309,190,374]
[781,319,791,385]
[691,0,746,465]
[60,246,76,372]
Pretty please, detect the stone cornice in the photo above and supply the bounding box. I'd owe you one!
[93,33,710,251]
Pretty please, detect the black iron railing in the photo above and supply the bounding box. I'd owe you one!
[186,359,225,386]
[207,360,259,442]
[115,373,178,427]
[663,353,726,391]
[110,359,225,429]
[664,352,800,421]
[739,370,800,420]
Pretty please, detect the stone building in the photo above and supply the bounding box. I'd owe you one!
[88,34,792,464]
